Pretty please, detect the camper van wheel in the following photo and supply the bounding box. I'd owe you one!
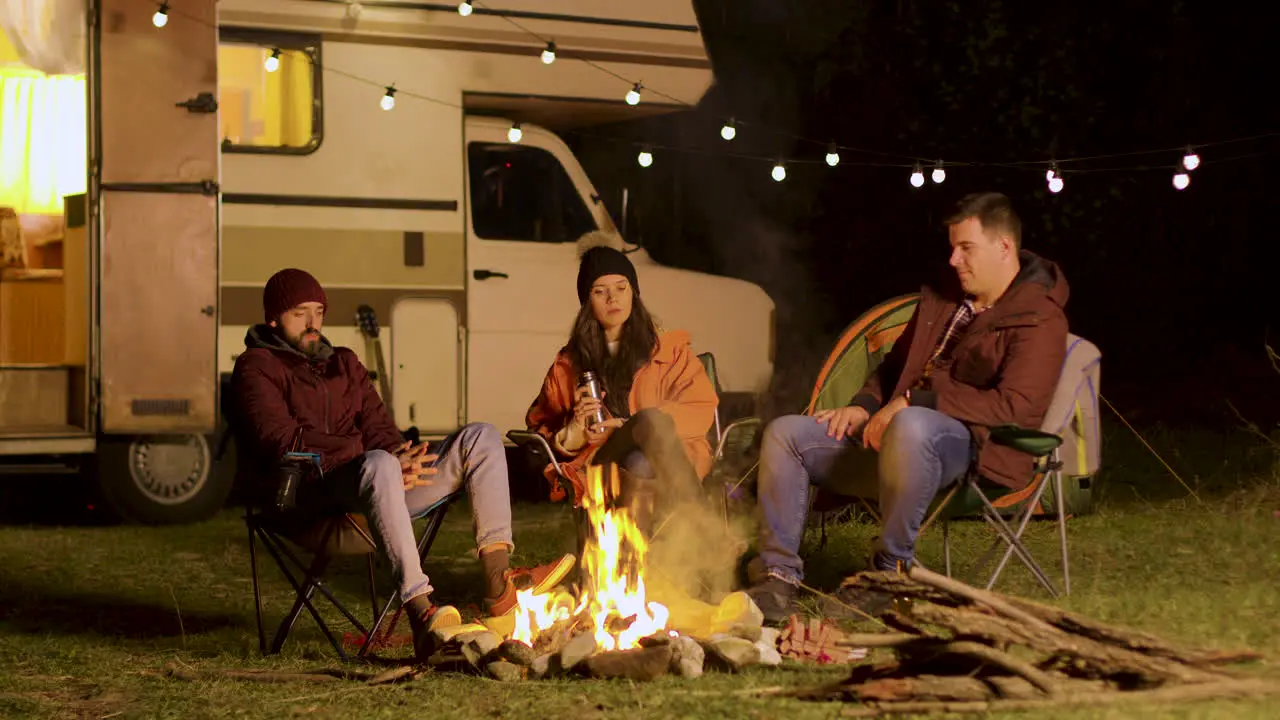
[95,434,231,525]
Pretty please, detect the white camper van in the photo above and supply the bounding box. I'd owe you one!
[0,0,774,524]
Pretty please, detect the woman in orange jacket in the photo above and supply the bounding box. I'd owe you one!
[526,245,719,524]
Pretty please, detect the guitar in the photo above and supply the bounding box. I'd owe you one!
[355,304,394,422]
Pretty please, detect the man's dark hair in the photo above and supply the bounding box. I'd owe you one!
[945,192,1022,249]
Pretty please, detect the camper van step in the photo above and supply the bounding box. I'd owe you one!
[0,424,88,439]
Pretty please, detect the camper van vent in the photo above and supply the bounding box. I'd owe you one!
[131,399,191,416]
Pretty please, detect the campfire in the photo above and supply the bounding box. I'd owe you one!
[416,463,844,681]
[512,463,670,652]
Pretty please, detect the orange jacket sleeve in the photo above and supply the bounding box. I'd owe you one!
[656,340,719,442]
[525,353,575,442]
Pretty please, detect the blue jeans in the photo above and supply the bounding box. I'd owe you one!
[755,407,973,583]
[300,423,513,603]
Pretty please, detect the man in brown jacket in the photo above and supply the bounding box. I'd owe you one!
[231,269,574,659]
[747,193,1069,623]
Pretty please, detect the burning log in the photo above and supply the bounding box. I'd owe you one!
[788,567,1271,714]
[583,644,674,681]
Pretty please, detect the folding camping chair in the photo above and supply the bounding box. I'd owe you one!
[217,395,462,661]
[801,295,1102,597]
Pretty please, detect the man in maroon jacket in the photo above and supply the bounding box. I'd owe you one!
[747,193,1070,623]
[231,269,574,659]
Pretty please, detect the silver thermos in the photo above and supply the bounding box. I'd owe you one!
[579,371,606,428]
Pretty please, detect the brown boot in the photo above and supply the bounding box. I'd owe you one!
[404,595,460,662]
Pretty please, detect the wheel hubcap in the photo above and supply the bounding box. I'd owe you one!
[128,435,211,506]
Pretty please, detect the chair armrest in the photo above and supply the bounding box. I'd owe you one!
[506,430,563,474]
[714,417,763,462]
[987,424,1063,458]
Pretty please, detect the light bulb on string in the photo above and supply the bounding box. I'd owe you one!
[458,2,473,16]
[720,119,736,141]
[909,164,924,188]
[1172,170,1190,190]
[771,161,787,182]
[1182,146,1200,171]
[825,143,840,167]
[507,123,523,143]
[625,83,643,106]
[380,85,396,111]
[265,48,281,73]
[637,148,653,168]
[1048,174,1064,194]
[541,42,556,65]
[1046,168,1057,181]
[152,1,169,27]
[931,161,946,184]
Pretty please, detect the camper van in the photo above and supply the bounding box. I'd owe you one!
[0,0,774,524]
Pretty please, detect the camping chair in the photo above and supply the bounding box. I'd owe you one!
[802,295,1102,597]
[217,395,462,661]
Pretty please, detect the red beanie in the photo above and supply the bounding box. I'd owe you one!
[263,268,327,322]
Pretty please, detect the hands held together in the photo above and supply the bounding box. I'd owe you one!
[813,395,909,451]
[395,440,438,490]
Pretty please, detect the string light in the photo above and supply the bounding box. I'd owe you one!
[152,1,169,28]
[458,2,473,16]
[507,122,523,143]
[1172,170,1190,190]
[931,161,946,184]
[265,48,281,73]
[541,42,556,65]
[825,143,840,167]
[720,119,736,141]
[909,163,924,188]
[380,85,396,111]
[637,148,653,167]
[625,83,643,106]
[1048,164,1065,193]
[771,161,787,182]
[1182,146,1200,171]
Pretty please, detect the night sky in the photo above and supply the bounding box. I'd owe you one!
[567,0,1279,428]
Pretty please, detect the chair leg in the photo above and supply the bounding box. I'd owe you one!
[256,526,362,660]
[1056,469,1071,595]
[247,520,267,656]
[367,555,379,629]
[971,487,1059,597]
[984,475,1052,589]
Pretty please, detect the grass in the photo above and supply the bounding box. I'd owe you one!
[1,422,1278,719]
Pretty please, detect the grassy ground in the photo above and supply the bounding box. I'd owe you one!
[1,422,1277,719]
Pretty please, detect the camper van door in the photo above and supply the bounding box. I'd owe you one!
[96,0,220,434]
[462,119,603,433]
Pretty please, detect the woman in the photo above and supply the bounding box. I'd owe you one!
[526,245,719,525]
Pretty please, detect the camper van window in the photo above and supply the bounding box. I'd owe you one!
[467,143,596,243]
[217,30,322,155]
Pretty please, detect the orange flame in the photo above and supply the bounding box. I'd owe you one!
[511,464,669,651]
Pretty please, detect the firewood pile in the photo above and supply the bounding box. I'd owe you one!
[788,566,1277,715]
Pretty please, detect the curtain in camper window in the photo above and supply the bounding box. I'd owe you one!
[0,66,85,214]
[0,0,84,76]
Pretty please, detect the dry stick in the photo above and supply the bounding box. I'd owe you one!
[837,676,1280,717]
[938,641,1058,696]
[905,566,1059,636]
[834,633,928,648]
[1100,394,1204,505]
[167,586,186,649]
[1225,399,1280,452]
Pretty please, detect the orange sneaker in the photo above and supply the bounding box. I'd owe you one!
[486,553,576,616]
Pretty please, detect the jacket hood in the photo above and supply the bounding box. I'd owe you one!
[1010,250,1069,311]
[245,323,335,363]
